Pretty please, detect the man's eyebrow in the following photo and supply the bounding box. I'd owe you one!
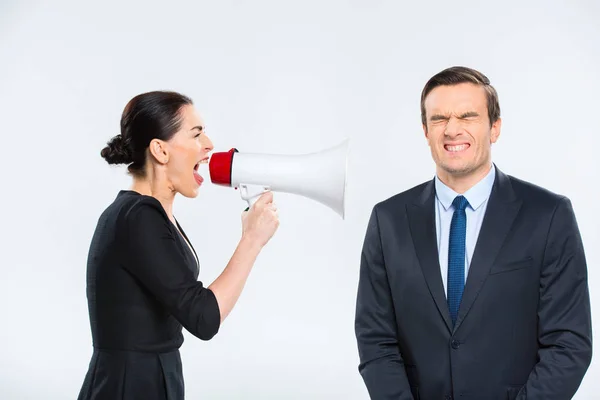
[429,114,448,121]
[459,111,479,118]
[429,111,479,121]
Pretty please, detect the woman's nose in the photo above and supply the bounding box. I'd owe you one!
[202,136,214,152]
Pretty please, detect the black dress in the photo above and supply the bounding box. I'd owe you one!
[78,190,221,400]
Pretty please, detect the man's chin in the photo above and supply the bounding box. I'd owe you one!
[440,159,492,177]
[440,161,479,177]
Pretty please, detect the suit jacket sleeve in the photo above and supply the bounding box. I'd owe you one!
[355,206,414,400]
[121,200,221,341]
[518,196,593,399]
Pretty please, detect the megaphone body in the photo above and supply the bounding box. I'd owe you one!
[209,139,349,219]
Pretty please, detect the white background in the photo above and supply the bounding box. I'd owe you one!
[1,0,598,399]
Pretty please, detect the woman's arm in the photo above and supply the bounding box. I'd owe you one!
[122,191,278,339]
[208,191,279,323]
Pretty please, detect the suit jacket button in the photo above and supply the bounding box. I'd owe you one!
[451,339,460,349]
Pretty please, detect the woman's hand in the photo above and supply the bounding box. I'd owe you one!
[241,191,279,248]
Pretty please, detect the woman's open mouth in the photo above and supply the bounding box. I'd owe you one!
[193,158,209,185]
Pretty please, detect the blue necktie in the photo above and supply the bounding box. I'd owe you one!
[448,195,469,326]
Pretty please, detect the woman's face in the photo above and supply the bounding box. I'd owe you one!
[156,104,214,198]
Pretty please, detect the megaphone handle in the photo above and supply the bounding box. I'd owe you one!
[244,196,259,211]
[239,184,270,211]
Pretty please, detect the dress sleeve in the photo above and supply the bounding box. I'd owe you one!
[120,199,221,341]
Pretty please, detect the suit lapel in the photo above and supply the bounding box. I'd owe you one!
[407,180,453,333]
[453,167,522,332]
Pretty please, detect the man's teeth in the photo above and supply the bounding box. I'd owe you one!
[446,144,469,152]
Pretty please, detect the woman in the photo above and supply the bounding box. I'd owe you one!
[77,91,279,400]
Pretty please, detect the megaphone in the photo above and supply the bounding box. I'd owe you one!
[208,139,349,219]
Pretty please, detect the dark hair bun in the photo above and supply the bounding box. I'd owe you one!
[100,135,133,165]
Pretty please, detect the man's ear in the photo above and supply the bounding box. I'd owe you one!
[423,123,431,146]
[490,117,502,144]
[149,138,169,164]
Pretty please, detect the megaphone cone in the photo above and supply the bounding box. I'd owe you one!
[209,139,349,219]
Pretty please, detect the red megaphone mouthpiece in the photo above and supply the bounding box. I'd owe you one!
[208,148,238,186]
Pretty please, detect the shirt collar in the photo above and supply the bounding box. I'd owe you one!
[435,164,496,211]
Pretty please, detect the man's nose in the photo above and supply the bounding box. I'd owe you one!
[444,117,465,137]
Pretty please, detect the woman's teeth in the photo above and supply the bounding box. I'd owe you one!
[194,159,209,172]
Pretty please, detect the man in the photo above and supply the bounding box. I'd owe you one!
[354,66,592,400]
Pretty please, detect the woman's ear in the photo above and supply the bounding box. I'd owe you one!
[149,138,169,164]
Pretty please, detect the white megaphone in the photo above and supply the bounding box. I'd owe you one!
[208,139,349,219]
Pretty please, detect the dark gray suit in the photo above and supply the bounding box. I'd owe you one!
[355,167,592,400]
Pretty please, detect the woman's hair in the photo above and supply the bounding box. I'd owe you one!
[101,91,193,177]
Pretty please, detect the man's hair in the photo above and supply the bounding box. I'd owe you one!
[420,66,500,127]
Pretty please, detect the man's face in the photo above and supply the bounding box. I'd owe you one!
[423,82,501,178]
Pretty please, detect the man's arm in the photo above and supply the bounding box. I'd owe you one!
[355,206,414,400]
[517,196,593,399]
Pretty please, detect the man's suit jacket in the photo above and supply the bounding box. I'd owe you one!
[355,166,592,400]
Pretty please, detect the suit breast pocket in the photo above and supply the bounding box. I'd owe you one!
[489,256,533,275]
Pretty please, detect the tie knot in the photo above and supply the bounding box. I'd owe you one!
[452,195,469,211]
